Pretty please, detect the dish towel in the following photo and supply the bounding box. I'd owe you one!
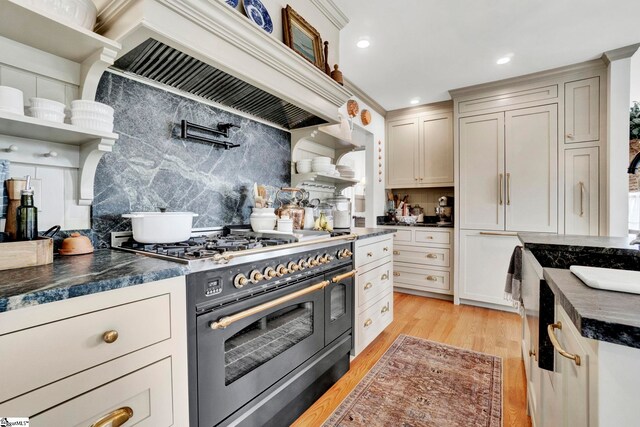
[0,159,9,218]
[504,245,523,309]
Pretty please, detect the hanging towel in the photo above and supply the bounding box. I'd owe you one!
[0,159,9,219]
[504,245,523,309]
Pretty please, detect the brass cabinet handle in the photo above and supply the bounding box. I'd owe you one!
[506,173,511,205]
[579,181,585,217]
[529,349,536,358]
[380,304,390,314]
[393,272,400,277]
[426,253,438,259]
[383,247,389,251]
[367,252,373,257]
[393,250,400,255]
[426,236,434,239]
[567,133,574,139]
[332,269,357,283]
[364,318,373,327]
[364,282,373,290]
[426,275,438,281]
[547,322,581,366]
[381,273,389,280]
[102,330,119,344]
[499,173,504,205]
[91,407,134,427]
[211,280,330,329]
[479,231,518,237]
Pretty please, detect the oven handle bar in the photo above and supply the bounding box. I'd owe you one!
[332,269,357,283]
[209,280,331,330]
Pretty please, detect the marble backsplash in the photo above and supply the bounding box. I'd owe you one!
[92,72,291,247]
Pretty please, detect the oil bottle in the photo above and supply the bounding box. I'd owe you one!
[17,175,38,240]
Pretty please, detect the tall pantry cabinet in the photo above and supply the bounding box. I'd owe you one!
[453,64,605,309]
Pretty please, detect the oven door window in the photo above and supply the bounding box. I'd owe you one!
[330,285,346,321]
[225,302,314,385]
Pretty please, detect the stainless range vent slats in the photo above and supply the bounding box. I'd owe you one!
[113,39,327,129]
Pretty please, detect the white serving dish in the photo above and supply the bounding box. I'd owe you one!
[71,108,114,120]
[311,163,333,173]
[71,117,114,132]
[122,211,198,243]
[19,0,97,30]
[30,97,65,113]
[71,100,114,116]
[0,86,24,115]
[28,107,65,123]
[570,266,640,294]
[311,156,331,164]
[296,162,312,174]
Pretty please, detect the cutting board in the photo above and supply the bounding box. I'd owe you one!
[570,266,640,294]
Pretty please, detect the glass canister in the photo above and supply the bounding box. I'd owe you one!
[314,201,334,230]
[326,195,351,229]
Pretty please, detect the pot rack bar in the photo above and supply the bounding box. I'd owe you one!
[180,120,240,149]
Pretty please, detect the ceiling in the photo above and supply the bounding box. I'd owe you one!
[335,0,640,111]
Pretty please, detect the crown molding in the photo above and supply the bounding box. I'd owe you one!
[386,100,453,120]
[343,77,386,117]
[602,43,640,65]
[309,0,349,30]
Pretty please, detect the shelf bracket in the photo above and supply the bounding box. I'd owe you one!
[80,47,118,100]
[78,138,116,205]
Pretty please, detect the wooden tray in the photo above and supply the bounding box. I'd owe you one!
[0,237,53,271]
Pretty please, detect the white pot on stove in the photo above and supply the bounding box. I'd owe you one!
[122,211,198,243]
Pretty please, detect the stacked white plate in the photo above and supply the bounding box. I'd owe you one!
[71,100,114,132]
[0,86,25,115]
[336,164,355,178]
[311,156,333,173]
[28,98,66,123]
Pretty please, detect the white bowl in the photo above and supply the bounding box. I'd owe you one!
[21,0,97,30]
[71,100,114,116]
[71,108,113,121]
[29,107,65,123]
[296,162,312,174]
[325,164,337,173]
[250,216,276,232]
[311,163,333,173]
[30,98,65,113]
[71,117,114,132]
[296,158,312,165]
[0,86,24,115]
[311,156,331,164]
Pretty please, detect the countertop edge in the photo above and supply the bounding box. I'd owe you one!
[352,227,397,240]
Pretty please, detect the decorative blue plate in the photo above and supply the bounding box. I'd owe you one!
[225,0,239,7]
[243,0,273,34]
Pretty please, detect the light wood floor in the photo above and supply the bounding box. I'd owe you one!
[292,292,531,427]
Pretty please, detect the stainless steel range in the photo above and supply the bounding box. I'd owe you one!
[112,227,356,426]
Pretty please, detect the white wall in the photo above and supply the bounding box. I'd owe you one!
[631,51,640,105]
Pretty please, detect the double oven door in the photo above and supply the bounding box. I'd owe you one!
[196,266,354,427]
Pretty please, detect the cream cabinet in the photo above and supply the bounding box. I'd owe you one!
[565,77,600,144]
[564,147,599,235]
[387,112,453,188]
[353,234,394,356]
[0,277,189,426]
[460,105,558,233]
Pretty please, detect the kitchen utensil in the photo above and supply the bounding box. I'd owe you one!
[58,232,94,255]
[275,188,305,230]
[17,175,38,241]
[42,225,61,238]
[4,178,26,241]
[122,210,198,243]
[0,86,24,115]
[250,207,277,231]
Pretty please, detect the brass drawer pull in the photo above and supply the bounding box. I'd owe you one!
[381,273,389,280]
[393,250,400,255]
[426,275,438,281]
[91,407,134,427]
[393,272,400,277]
[426,253,438,259]
[364,282,373,290]
[102,330,119,344]
[426,236,434,239]
[547,322,581,366]
[529,349,537,358]
[380,304,390,314]
[364,318,373,328]
[332,269,357,283]
[383,246,389,251]
[367,252,373,257]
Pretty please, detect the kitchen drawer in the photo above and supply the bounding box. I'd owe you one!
[392,229,412,243]
[392,245,449,268]
[27,357,173,427]
[355,290,393,355]
[393,263,451,293]
[0,294,171,402]
[355,236,392,269]
[357,261,392,308]
[414,229,450,245]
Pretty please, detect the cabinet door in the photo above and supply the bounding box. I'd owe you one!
[419,112,453,185]
[565,77,600,144]
[387,118,419,187]
[458,230,519,307]
[505,105,558,232]
[565,147,599,236]
[459,113,505,230]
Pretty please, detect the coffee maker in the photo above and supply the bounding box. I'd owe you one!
[435,196,453,225]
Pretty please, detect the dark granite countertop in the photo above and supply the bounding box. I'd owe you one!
[351,227,397,240]
[377,222,454,228]
[519,232,639,255]
[0,249,188,313]
[543,268,640,349]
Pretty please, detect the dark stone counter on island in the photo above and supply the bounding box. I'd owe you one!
[0,249,188,313]
[351,227,397,240]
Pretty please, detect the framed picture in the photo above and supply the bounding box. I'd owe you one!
[282,5,324,69]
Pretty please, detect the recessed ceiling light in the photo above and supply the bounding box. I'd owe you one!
[496,56,512,65]
[356,38,370,49]
[410,98,420,105]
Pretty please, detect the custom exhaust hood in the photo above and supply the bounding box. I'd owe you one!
[96,0,352,129]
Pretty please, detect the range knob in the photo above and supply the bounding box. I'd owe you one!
[343,249,353,257]
[288,262,300,272]
[276,264,289,276]
[250,270,264,283]
[298,259,308,270]
[308,257,319,267]
[234,274,249,288]
[320,254,330,264]
[264,267,277,279]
